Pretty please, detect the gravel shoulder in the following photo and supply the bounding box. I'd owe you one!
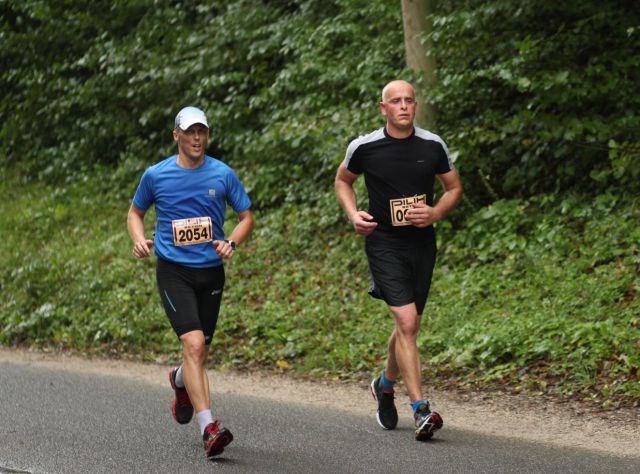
[2,348,638,458]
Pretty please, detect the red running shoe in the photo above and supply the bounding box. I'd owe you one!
[414,402,443,441]
[169,367,193,425]
[413,403,444,441]
[203,420,234,457]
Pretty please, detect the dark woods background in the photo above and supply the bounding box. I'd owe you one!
[2,0,638,206]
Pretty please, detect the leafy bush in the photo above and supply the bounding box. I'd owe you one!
[426,191,640,404]
[0,0,406,209]
[3,0,638,206]
[429,0,640,203]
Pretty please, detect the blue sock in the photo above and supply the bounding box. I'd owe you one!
[380,373,396,391]
[411,400,427,413]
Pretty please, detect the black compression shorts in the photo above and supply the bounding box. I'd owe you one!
[156,258,225,345]
[365,236,436,315]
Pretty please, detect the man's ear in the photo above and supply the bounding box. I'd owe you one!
[379,102,387,117]
[172,130,179,142]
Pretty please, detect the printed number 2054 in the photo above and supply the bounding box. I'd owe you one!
[172,217,213,246]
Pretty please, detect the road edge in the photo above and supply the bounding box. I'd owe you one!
[1,347,638,459]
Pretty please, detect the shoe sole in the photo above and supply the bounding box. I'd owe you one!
[415,412,443,441]
[415,425,435,441]
[169,368,193,425]
[205,430,234,458]
[369,378,397,431]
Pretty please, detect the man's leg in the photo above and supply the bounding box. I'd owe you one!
[180,329,233,456]
[387,303,422,402]
[387,303,443,440]
[384,328,399,381]
[179,330,210,412]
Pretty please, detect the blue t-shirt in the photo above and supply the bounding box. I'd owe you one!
[132,155,251,268]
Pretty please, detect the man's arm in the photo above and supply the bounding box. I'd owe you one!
[127,203,154,258]
[405,169,463,228]
[335,164,377,236]
[433,169,463,218]
[226,209,255,245]
[213,209,255,258]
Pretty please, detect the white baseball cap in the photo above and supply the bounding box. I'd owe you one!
[174,106,209,130]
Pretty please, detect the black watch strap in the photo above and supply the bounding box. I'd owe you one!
[224,239,236,251]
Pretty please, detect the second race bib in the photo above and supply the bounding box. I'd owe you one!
[389,194,427,226]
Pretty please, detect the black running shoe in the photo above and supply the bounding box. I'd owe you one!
[203,420,234,458]
[414,402,443,441]
[370,376,398,430]
[169,367,193,425]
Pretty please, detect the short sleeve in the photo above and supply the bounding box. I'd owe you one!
[132,168,154,211]
[343,139,364,174]
[225,169,252,213]
[435,141,454,175]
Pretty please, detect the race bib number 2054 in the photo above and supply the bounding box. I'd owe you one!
[172,217,213,246]
[389,194,427,226]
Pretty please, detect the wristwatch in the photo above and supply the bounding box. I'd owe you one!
[224,239,237,251]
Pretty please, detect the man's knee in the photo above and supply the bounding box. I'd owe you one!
[390,308,420,338]
[180,331,207,363]
[396,319,419,339]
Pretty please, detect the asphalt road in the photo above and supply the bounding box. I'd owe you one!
[1,362,638,474]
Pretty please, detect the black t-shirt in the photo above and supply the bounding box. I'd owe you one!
[344,126,454,241]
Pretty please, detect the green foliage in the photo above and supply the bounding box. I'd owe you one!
[0,0,406,209]
[4,0,638,206]
[429,0,640,203]
[428,191,640,403]
[0,170,174,358]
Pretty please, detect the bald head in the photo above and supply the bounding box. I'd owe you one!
[381,80,415,102]
[379,80,417,138]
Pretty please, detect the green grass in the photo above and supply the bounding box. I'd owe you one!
[1,169,638,408]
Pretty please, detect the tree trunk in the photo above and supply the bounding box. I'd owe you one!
[401,0,436,128]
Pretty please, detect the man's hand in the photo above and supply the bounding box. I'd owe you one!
[213,239,235,259]
[405,203,442,228]
[132,239,154,258]
[351,211,378,236]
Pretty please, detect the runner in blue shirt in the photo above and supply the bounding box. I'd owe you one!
[128,106,254,458]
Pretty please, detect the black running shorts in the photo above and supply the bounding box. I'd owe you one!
[156,258,225,345]
[364,235,437,315]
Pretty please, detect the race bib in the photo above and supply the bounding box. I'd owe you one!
[389,194,427,226]
[172,217,213,246]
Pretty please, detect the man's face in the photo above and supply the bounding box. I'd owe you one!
[380,82,417,132]
[173,123,209,161]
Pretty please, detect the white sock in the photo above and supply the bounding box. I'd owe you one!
[175,366,185,388]
[196,409,214,435]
